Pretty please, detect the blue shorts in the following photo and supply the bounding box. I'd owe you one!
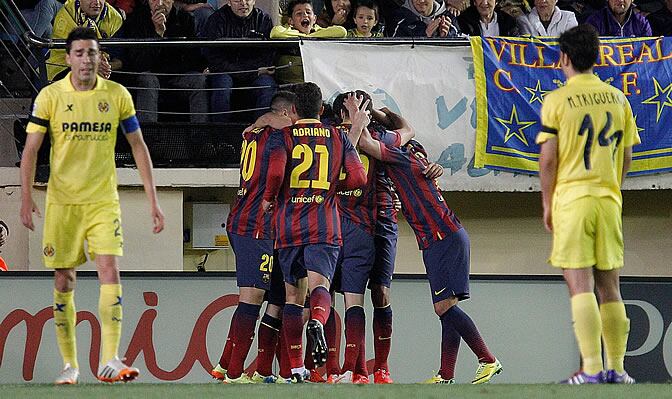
[422,228,470,304]
[264,261,286,306]
[333,218,375,294]
[369,219,398,289]
[278,244,340,286]
[229,232,275,291]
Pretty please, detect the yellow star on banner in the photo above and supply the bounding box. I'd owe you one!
[494,105,536,147]
[634,114,645,136]
[524,80,550,105]
[641,78,672,123]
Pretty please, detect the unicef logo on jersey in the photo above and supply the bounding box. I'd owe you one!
[325,88,402,117]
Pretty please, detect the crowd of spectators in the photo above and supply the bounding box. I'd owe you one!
[8,0,670,121]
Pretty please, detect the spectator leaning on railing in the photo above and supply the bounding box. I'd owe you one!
[517,0,577,36]
[457,0,521,36]
[119,0,208,123]
[389,0,463,38]
[584,0,652,36]
[47,0,123,81]
[201,0,276,122]
[271,0,347,84]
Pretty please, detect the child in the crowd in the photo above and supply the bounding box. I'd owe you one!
[347,0,383,37]
[272,0,347,83]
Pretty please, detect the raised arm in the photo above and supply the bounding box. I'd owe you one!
[371,107,414,145]
[125,130,165,233]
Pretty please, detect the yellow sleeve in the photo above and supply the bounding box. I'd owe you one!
[536,92,559,144]
[102,6,124,37]
[309,25,347,38]
[118,85,137,121]
[26,89,52,134]
[271,25,306,38]
[622,95,641,148]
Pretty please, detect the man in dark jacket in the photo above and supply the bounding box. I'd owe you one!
[457,0,520,36]
[389,0,461,37]
[585,0,651,36]
[201,0,276,122]
[120,0,208,123]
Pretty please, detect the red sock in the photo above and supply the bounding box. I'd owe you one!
[305,331,315,370]
[440,316,461,380]
[218,311,239,368]
[257,313,281,376]
[226,302,261,378]
[443,306,495,363]
[342,306,366,372]
[373,306,392,371]
[277,325,291,378]
[309,286,331,325]
[355,329,368,376]
[325,307,340,375]
[283,303,305,369]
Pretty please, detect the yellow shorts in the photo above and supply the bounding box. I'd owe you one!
[42,201,124,268]
[550,195,623,270]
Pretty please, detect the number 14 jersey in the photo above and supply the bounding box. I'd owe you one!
[537,74,640,205]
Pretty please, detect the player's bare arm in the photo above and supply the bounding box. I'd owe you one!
[244,112,292,133]
[345,95,371,146]
[373,107,415,145]
[539,137,558,233]
[357,126,383,161]
[125,129,165,233]
[19,133,45,231]
[622,146,633,186]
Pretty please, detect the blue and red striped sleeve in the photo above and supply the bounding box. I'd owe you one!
[340,131,367,190]
[263,130,288,201]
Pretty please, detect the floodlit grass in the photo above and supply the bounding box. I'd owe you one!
[3,383,672,399]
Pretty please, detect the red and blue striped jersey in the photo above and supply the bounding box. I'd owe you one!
[337,124,402,235]
[264,119,367,248]
[371,126,402,226]
[226,126,277,240]
[379,140,462,249]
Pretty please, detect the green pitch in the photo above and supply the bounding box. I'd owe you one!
[3,384,672,399]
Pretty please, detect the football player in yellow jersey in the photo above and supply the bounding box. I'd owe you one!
[537,25,640,385]
[19,27,165,385]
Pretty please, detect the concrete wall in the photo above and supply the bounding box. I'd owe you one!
[1,167,670,276]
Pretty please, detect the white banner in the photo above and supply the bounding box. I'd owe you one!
[300,42,672,191]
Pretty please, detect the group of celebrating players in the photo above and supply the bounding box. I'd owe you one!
[20,22,638,386]
[212,81,501,384]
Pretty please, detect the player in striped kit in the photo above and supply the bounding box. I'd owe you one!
[355,107,502,385]
[262,82,367,383]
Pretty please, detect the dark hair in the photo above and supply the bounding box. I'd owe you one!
[558,24,599,73]
[271,90,298,111]
[353,0,379,21]
[292,82,323,119]
[325,0,355,23]
[286,0,313,16]
[65,27,99,54]
[332,90,372,122]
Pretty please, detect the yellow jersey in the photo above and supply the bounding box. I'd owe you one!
[26,73,138,205]
[46,0,123,80]
[536,74,641,205]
